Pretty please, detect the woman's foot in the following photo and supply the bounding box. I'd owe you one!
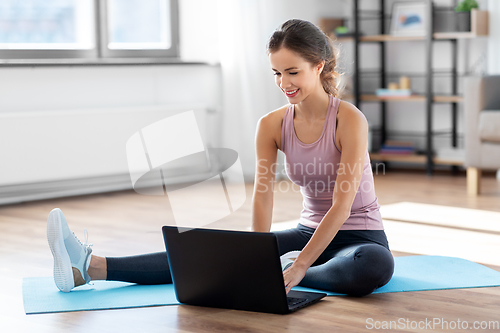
[280,251,301,271]
[47,208,93,292]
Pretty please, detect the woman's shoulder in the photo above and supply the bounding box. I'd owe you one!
[335,99,369,151]
[337,99,368,126]
[257,104,290,151]
[260,103,289,122]
[258,103,290,131]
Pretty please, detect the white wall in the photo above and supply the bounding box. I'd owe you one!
[0,64,222,203]
[178,0,220,64]
[0,65,220,114]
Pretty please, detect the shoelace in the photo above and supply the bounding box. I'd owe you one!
[83,229,93,249]
[73,229,94,285]
[71,229,93,250]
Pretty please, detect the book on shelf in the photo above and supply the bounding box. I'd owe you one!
[378,148,415,155]
[375,89,412,98]
[378,140,416,155]
[384,140,414,147]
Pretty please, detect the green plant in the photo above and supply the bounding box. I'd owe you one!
[335,26,349,34]
[455,0,479,12]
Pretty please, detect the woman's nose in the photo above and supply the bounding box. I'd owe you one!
[280,76,290,89]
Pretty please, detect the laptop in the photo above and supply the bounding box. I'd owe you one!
[162,226,326,314]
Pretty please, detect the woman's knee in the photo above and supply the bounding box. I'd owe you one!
[353,243,394,268]
[345,244,395,296]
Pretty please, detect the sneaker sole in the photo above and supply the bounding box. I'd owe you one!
[47,209,74,292]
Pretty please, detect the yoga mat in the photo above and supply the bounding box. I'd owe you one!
[23,279,179,314]
[23,256,500,314]
[292,255,500,296]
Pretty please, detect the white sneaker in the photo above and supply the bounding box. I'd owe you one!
[280,250,301,271]
[47,208,93,292]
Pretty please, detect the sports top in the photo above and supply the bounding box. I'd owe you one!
[280,94,384,230]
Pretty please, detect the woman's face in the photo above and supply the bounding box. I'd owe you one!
[269,47,323,103]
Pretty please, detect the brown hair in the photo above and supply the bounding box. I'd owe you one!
[267,19,341,97]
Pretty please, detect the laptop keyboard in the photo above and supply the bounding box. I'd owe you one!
[287,297,308,307]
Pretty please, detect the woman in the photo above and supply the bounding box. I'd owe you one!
[47,19,394,297]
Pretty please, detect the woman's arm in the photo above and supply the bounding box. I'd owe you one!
[251,113,280,232]
[284,101,369,293]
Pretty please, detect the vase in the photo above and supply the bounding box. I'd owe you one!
[456,11,471,32]
[434,9,457,32]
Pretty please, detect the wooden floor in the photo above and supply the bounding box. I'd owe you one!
[1,170,500,332]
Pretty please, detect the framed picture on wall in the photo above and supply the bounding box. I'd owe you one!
[390,2,428,37]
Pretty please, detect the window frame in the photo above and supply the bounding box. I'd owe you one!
[99,0,179,59]
[0,0,180,63]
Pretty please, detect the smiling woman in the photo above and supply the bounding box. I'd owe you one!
[267,19,340,99]
[253,19,394,295]
[42,18,394,301]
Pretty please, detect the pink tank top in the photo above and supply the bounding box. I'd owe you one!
[280,95,384,230]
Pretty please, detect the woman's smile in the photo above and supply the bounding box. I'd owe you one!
[285,88,299,97]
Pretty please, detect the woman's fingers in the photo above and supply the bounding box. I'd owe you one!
[283,269,294,294]
[284,279,291,294]
[283,271,289,293]
[283,264,308,294]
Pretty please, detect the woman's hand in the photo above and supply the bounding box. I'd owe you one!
[283,261,308,294]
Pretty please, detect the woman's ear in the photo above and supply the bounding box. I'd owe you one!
[316,60,325,75]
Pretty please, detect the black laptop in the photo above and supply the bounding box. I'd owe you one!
[162,226,326,314]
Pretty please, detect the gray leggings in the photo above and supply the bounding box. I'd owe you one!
[106,224,394,297]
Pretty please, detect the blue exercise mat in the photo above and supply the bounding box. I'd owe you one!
[23,256,500,314]
[293,255,500,296]
[23,279,179,314]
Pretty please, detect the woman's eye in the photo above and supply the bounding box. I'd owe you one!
[289,72,298,75]
[273,72,281,76]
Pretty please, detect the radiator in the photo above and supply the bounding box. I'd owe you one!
[0,104,218,205]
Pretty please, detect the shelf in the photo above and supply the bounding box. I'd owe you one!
[433,156,464,166]
[360,11,488,42]
[370,153,426,164]
[335,36,356,43]
[339,10,487,43]
[369,153,463,166]
[360,95,463,103]
[359,31,486,42]
[433,95,464,103]
[337,32,486,43]
[351,2,482,174]
[360,35,424,42]
[434,32,486,39]
[361,94,425,102]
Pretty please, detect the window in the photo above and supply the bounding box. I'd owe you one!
[100,0,177,58]
[0,0,179,62]
[0,0,96,59]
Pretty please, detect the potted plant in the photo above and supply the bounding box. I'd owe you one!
[455,0,479,32]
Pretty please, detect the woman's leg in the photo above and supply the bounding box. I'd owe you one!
[299,243,394,297]
[82,224,313,287]
[95,224,312,285]
[104,252,172,285]
[272,223,315,256]
[87,255,107,280]
[56,250,172,286]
